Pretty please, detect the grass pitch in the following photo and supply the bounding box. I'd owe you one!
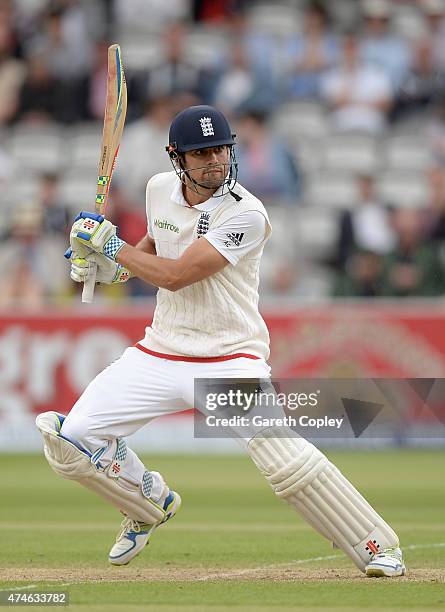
[0,450,444,611]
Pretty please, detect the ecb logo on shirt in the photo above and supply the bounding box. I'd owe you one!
[199,117,214,137]
[196,212,210,237]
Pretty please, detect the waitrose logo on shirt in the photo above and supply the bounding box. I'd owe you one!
[154,219,180,233]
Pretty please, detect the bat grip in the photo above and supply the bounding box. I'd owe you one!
[82,262,97,303]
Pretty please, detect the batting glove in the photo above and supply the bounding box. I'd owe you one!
[70,212,127,261]
[70,252,132,284]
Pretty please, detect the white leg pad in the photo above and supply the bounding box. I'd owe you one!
[36,411,165,525]
[247,427,399,572]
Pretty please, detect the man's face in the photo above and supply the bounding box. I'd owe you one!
[182,145,230,190]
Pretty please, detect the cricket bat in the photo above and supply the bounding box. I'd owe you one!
[81,43,127,303]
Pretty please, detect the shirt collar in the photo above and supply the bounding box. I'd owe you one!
[171,176,228,212]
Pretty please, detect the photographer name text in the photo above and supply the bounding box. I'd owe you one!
[205,415,344,429]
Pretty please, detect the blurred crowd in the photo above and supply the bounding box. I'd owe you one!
[2,0,445,304]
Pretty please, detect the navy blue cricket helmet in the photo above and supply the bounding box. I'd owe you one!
[166,105,239,197]
[167,105,235,153]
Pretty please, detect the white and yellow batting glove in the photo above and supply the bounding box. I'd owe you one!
[70,212,127,261]
[70,252,132,285]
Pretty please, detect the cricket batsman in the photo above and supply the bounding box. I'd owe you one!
[36,105,405,577]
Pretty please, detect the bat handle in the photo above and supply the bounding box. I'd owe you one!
[82,262,97,303]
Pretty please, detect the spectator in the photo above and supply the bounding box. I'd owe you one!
[192,0,245,23]
[235,110,301,206]
[145,23,204,100]
[321,33,393,132]
[108,182,157,298]
[359,0,411,91]
[212,39,274,116]
[334,249,383,297]
[0,0,23,59]
[108,183,146,245]
[285,1,339,99]
[381,207,445,296]
[27,5,92,82]
[169,90,201,117]
[81,38,147,121]
[427,96,445,163]
[424,164,445,240]
[335,173,395,270]
[37,173,71,236]
[116,96,173,202]
[23,2,104,122]
[260,256,300,296]
[56,0,106,45]
[421,0,445,71]
[0,18,25,125]
[15,53,70,123]
[394,37,445,120]
[81,39,111,121]
[0,202,69,306]
[229,12,279,87]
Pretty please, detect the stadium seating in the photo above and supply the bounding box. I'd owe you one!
[273,101,329,141]
[58,169,98,212]
[322,133,379,174]
[246,3,302,37]
[381,135,433,171]
[305,170,360,209]
[68,124,104,171]
[6,125,66,174]
[376,170,430,208]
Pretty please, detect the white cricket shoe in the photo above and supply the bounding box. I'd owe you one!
[365,546,406,577]
[108,490,181,566]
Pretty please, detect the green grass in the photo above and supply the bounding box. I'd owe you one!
[0,450,444,611]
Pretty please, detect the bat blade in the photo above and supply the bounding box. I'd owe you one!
[96,44,127,215]
[82,44,127,303]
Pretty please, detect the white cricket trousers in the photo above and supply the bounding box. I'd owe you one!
[61,346,271,500]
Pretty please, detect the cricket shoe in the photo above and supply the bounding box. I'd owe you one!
[365,546,406,577]
[108,490,181,566]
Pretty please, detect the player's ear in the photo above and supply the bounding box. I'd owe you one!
[166,144,178,160]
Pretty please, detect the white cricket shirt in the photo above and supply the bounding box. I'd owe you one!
[139,171,272,359]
